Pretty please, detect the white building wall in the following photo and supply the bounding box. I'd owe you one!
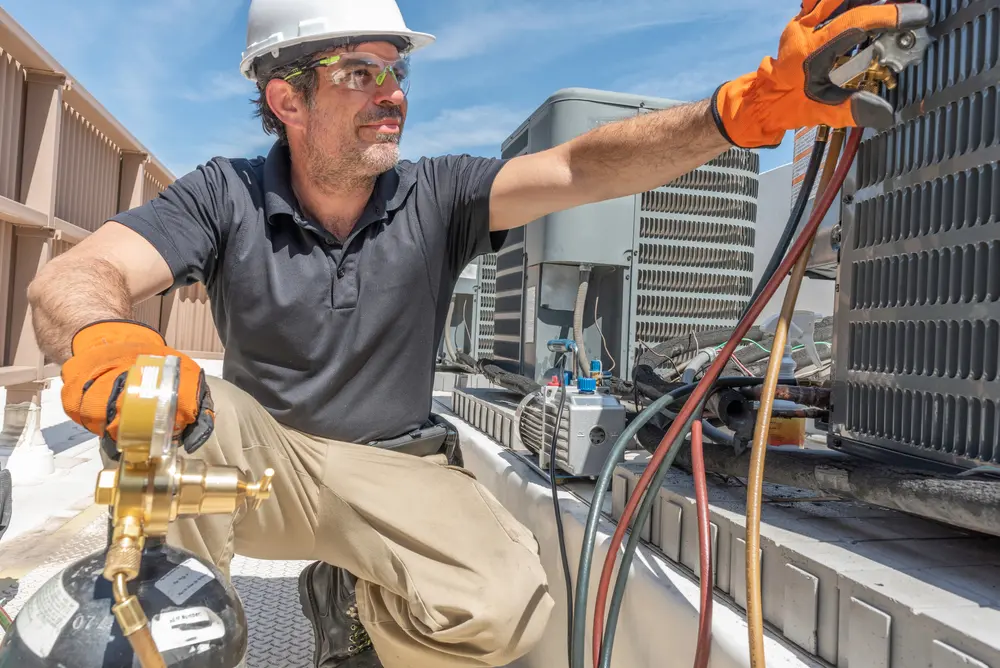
[752,163,836,324]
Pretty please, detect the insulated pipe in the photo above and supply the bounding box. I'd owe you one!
[671,441,1000,539]
[574,264,592,376]
[682,347,717,384]
[444,295,459,362]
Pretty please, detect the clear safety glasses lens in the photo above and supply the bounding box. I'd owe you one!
[284,54,410,95]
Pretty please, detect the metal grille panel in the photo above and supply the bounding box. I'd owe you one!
[832,0,1000,470]
[490,226,524,368]
[474,253,497,358]
[632,148,758,343]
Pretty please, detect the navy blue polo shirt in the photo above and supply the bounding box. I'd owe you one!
[111,141,507,443]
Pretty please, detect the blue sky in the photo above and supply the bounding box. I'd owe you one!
[5,0,800,180]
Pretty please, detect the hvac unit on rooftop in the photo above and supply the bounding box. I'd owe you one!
[830,0,1000,473]
[488,88,760,383]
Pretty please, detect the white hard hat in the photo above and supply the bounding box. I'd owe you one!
[240,0,436,80]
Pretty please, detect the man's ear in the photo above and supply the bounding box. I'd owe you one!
[265,79,310,135]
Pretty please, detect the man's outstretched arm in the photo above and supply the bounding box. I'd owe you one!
[488,0,932,232]
[489,99,727,232]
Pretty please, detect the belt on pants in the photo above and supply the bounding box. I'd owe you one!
[366,414,461,465]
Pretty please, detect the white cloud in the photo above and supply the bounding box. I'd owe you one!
[611,4,800,102]
[399,105,531,160]
[420,0,795,62]
[179,72,257,103]
[165,119,274,176]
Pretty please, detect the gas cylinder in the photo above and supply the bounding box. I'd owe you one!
[0,538,247,668]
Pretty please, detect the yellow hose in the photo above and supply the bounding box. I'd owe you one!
[745,126,845,667]
[112,573,167,668]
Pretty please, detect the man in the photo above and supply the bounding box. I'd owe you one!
[28,0,929,666]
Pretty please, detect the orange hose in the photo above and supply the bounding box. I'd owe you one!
[692,420,713,668]
[744,127,845,668]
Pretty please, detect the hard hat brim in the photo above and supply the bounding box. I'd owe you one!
[240,29,436,80]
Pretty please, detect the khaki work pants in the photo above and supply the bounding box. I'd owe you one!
[164,376,554,667]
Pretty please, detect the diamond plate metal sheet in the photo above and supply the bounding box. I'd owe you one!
[0,515,316,668]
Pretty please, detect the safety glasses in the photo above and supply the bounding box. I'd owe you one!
[283,52,410,95]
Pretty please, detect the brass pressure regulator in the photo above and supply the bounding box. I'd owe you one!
[95,354,274,668]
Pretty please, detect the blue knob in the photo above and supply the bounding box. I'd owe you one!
[578,377,597,393]
[590,360,602,373]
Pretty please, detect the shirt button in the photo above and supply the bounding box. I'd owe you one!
[337,267,346,279]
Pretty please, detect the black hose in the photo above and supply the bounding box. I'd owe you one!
[457,352,543,396]
[547,357,574,663]
[671,439,1000,538]
[745,135,827,309]
[636,326,765,372]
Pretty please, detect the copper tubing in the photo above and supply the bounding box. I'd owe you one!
[112,573,167,668]
[692,420,713,668]
[744,127,845,668]
[123,626,167,668]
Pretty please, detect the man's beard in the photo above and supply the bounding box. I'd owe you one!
[305,106,404,192]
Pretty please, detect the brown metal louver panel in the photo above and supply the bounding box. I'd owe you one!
[0,49,25,202]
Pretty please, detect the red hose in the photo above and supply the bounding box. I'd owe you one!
[692,420,713,668]
[592,129,862,666]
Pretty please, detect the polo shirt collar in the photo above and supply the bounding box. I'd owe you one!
[261,141,415,236]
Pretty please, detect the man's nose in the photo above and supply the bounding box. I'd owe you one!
[372,80,406,106]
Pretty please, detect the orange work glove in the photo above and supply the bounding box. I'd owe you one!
[60,320,215,457]
[712,0,932,148]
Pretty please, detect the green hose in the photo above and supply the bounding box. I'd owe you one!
[597,400,706,668]
[570,377,763,668]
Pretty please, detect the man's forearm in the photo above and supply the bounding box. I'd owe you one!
[27,257,133,364]
[562,98,732,202]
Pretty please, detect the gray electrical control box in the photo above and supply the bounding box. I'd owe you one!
[491,88,760,383]
[831,0,1000,472]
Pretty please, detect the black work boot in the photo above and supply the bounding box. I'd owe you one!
[299,561,382,667]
